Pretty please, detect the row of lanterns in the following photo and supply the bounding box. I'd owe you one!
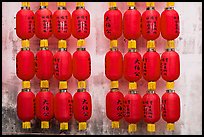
[104,2,180,133]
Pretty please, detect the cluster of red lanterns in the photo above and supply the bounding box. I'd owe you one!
[16,2,180,133]
[16,2,92,131]
[104,2,180,133]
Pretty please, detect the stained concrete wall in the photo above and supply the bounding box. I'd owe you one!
[2,2,202,135]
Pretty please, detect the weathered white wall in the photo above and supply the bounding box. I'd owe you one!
[2,2,202,135]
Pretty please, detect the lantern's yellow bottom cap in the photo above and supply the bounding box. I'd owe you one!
[127,2,135,7]
[128,40,136,49]
[112,121,119,128]
[22,121,31,129]
[110,81,118,89]
[60,122,68,130]
[40,80,49,89]
[21,39,30,48]
[76,2,85,7]
[128,123,137,133]
[167,123,175,131]
[41,121,49,129]
[166,40,175,49]
[40,39,48,48]
[79,122,87,130]
[148,82,156,90]
[77,39,85,47]
[129,82,137,90]
[58,40,67,49]
[78,81,86,89]
[166,82,174,90]
[147,123,155,132]
[22,81,30,89]
[110,40,118,48]
[109,2,117,8]
[59,81,67,90]
[147,40,155,49]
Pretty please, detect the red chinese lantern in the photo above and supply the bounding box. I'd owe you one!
[35,2,52,39]
[104,3,122,40]
[35,45,53,80]
[162,91,180,131]
[73,49,91,81]
[143,41,160,82]
[72,3,90,40]
[54,91,73,130]
[123,3,141,40]
[161,3,180,40]
[105,50,123,81]
[16,45,35,81]
[106,89,124,128]
[143,91,160,132]
[142,2,160,40]
[17,89,35,129]
[53,42,72,81]
[124,92,142,132]
[36,88,54,129]
[16,3,34,40]
[73,90,92,130]
[124,50,142,82]
[161,48,180,82]
[52,2,71,40]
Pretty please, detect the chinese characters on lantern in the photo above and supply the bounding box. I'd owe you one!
[76,15,88,33]
[105,16,111,35]
[42,99,50,117]
[143,100,153,119]
[42,15,52,33]
[146,16,158,34]
[56,15,69,33]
